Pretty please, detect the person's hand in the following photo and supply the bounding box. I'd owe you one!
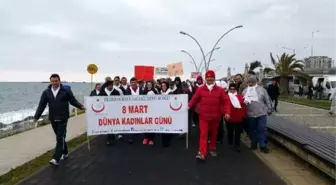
[81,105,86,110]
[224,114,230,120]
[267,111,272,116]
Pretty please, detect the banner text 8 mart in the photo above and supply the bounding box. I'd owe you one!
[84,95,188,136]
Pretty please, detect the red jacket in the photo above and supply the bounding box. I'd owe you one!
[226,94,246,123]
[189,84,230,121]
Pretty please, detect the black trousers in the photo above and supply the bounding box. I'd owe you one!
[161,134,172,147]
[272,98,278,111]
[51,120,68,162]
[193,112,199,125]
[226,122,243,147]
[217,118,224,142]
[106,134,115,142]
[144,133,155,140]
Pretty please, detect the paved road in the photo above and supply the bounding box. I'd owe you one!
[18,132,285,185]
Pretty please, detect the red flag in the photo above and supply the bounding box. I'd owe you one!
[134,65,154,81]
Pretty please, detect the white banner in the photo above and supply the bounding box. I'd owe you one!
[84,95,188,136]
[155,67,168,75]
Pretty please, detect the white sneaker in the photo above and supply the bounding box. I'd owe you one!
[49,159,58,166]
[60,154,68,160]
[117,135,123,140]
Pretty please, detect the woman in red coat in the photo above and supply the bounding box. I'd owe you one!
[189,70,231,161]
[226,83,246,152]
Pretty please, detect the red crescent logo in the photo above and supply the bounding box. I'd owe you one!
[169,102,182,111]
[91,103,105,113]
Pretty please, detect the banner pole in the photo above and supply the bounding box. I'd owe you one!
[87,74,94,152]
[186,132,189,149]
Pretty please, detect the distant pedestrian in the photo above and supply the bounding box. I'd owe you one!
[329,89,336,115]
[267,79,279,112]
[90,83,101,96]
[34,74,85,166]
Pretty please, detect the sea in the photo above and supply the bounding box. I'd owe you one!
[0,82,92,125]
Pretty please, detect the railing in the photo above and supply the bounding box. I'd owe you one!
[0,95,84,139]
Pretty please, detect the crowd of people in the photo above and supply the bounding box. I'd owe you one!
[33,70,274,166]
[89,70,273,161]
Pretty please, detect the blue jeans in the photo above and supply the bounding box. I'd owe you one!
[248,115,267,148]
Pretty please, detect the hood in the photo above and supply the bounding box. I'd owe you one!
[174,77,182,88]
[196,76,203,83]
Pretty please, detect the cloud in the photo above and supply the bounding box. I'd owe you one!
[0,0,335,82]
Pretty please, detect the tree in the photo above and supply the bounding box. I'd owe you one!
[249,60,262,72]
[264,53,308,97]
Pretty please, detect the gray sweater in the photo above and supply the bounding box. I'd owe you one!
[242,86,273,118]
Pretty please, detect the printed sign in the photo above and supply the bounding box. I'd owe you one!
[155,67,168,75]
[87,64,98,75]
[167,62,184,77]
[191,72,201,78]
[84,95,188,136]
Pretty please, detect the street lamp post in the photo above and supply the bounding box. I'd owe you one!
[198,47,220,71]
[179,31,207,69]
[206,25,243,70]
[200,59,216,73]
[311,30,319,56]
[181,50,198,72]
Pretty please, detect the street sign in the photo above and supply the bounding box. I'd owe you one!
[87,64,98,75]
[155,67,168,75]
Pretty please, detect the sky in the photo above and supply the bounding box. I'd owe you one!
[0,0,335,82]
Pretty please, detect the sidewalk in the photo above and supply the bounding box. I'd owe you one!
[0,115,86,176]
[276,101,336,135]
[17,132,285,185]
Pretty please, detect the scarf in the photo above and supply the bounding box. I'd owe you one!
[244,84,259,104]
[114,85,124,95]
[206,83,214,91]
[147,90,155,95]
[130,86,139,95]
[196,83,203,87]
[122,84,128,90]
[104,88,113,96]
[228,92,242,109]
[161,88,171,95]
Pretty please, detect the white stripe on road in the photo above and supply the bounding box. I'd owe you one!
[309,126,336,129]
[275,114,325,116]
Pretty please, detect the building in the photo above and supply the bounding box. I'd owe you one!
[304,56,333,69]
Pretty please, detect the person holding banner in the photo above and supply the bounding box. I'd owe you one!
[113,76,125,95]
[142,80,159,145]
[125,77,144,144]
[98,80,122,145]
[160,80,174,147]
[188,70,231,161]
[120,77,129,91]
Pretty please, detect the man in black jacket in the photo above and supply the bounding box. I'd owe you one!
[267,79,280,112]
[89,83,101,96]
[34,74,84,166]
[124,77,144,143]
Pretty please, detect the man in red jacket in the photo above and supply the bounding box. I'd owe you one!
[189,70,231,161]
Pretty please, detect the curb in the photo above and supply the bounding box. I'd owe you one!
[240,136,294,185]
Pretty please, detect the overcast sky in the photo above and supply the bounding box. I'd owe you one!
[0,0,335,82]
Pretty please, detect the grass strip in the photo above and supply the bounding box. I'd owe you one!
[0,133,88,185]
[279,97,331,110]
